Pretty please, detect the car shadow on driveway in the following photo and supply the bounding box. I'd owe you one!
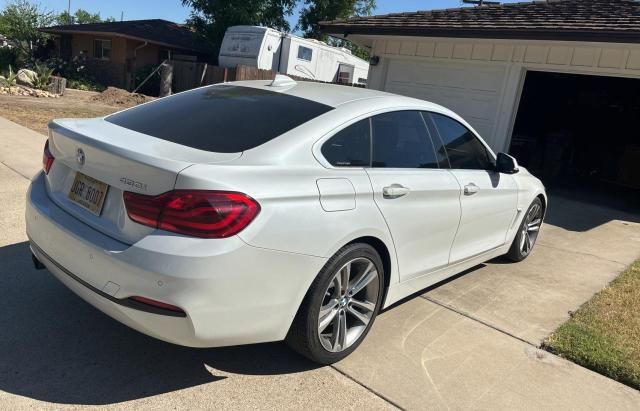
[0,242,319,406]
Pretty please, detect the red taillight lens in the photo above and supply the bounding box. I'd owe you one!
[123,190,260,238]
[43,140,54,174]
[129,296,185,314]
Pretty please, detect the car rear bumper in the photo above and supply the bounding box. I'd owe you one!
[26,171,326,347]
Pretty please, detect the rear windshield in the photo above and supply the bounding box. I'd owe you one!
[105,85,333,153]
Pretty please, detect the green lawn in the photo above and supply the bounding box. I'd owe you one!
[544,260,640,389]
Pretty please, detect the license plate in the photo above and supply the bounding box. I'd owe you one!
[68,172,109,216]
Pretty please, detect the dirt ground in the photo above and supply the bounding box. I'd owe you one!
[0,88,147,135]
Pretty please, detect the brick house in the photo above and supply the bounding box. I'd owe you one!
[41,19,214,89]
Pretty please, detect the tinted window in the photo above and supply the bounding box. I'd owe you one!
[371,111,439,168]
[321,119,371,167]
[106,85,332,153]
[297,46,313,61]
[430,113,494,170]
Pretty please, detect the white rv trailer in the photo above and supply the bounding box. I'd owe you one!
[219,26,369,85]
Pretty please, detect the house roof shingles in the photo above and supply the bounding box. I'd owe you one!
[41,19,214,54]
[320,0,640,43]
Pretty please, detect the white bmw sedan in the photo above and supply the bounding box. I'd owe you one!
[26,77,546,364]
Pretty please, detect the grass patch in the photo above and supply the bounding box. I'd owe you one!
[544,260,640,389]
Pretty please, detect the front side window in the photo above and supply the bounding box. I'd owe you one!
[106,85,333,153]
[430,113,494,170]
[94,39,111,60]
[371,111,439,169]
[297,46,313,61]
[321,119,370,167]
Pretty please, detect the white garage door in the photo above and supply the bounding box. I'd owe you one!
[383,59,507,147]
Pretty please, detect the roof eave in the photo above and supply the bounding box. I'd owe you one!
[40,28,211,54]
[320,25,640,44]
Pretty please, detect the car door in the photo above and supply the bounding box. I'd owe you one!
[365,111,462,281]
[426,112,518,263]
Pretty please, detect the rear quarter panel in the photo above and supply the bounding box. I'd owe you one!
[175,164,395,266]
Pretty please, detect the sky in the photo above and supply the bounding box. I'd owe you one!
[28,0,522,28]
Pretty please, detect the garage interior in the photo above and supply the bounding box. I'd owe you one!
[510,71,640,209]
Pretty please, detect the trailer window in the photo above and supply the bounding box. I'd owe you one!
[105,85,333,153]
[297,46,313,61]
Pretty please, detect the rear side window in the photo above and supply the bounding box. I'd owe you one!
[106,85,332,153]
[371,111,439,168]
[321,119,371,167]
[429,113,494,170]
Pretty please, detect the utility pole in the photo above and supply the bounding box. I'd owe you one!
[121,11,124,22]
[67,0,71,15]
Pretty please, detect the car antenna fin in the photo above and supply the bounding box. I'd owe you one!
[269,74,297,88]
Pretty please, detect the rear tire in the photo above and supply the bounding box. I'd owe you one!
[505,198,544,262]
[286,243,384,365]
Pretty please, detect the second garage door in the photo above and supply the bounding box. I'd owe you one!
[382,59,507,148]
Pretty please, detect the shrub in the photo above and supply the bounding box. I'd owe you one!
[66,78,104,92]
[0,47,18,72]
[32,62,54,90]
[40,54,105,91]
[1,65,18,86]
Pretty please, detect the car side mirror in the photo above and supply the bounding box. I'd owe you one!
[496,152,519,174]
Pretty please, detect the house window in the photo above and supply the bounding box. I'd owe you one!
[94,39,112,60]
[297,46,312,62]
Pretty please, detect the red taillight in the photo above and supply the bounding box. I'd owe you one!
[123,190,260,238]
[129,296,184,314]
[43,140,54,174]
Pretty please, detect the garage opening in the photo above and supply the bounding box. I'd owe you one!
[510,71,640,209]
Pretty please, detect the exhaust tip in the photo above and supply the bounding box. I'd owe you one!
[32,253,45,270]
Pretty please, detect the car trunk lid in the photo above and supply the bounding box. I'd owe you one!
[46,118,241,244]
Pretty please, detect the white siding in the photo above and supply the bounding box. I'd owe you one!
[364,37,640,151]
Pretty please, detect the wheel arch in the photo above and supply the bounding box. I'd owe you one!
[536,193,548,218]
[345,236,392,306]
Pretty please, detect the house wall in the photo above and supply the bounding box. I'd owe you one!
[363,36,640,151]
[65,34,165,89]
[69,34,128,87]
[125,40,160,67]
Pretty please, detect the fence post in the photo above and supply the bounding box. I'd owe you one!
[159,61,173,97]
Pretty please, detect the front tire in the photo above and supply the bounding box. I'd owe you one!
[286,243,384,364]
[505,198,544,262]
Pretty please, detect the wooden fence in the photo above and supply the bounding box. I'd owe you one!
[170,60,364,93]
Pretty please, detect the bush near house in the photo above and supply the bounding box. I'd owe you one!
[43,55,105,91]
[0,47,17,71]
[544,259,640,389]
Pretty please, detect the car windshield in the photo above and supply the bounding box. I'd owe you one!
[106,85,333,153]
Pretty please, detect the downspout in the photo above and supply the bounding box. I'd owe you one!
[131,41,148,90]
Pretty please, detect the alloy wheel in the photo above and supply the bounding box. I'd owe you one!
[519,203,543,256]
[317,257,380,353]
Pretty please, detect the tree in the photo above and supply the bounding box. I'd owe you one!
[181,0,297,47]
[0,0,56,58]
[56,8,111,25]
[56,10,74,25]
[74,9,103,24]
[298,0,375,39]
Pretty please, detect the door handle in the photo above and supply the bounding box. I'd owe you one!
[464,183,479,195]
[383,184,410,199]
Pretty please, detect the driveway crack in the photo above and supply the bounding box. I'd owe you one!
[536,242,628,267]
[330,365,405,410]
[420,295,538,348]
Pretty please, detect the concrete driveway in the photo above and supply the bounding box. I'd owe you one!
[1,116,638,409]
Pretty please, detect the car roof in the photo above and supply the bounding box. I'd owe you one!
[229,79,448,111]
